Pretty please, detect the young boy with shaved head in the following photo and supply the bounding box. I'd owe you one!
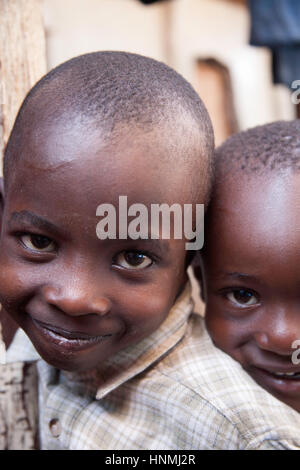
[200,121,300,417]
[0,53,299,450]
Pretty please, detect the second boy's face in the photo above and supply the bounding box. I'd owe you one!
[0,122,191,372]
[203,171,300,413]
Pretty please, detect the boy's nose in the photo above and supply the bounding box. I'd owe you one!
[254,310,300,356]
[42,285,112,317]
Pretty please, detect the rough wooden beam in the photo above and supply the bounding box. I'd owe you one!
[0,360,39,450]
[0,0,46,449]
[0,0,46,171]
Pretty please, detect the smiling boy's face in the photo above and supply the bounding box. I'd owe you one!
[0,119,196,372]
[202,170,300,413]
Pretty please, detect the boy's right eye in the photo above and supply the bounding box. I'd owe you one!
[113,251,153,270]
[20,234,56,253]
[226,289,259,307]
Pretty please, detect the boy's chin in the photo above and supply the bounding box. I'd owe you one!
[27,328,114,372]
[22,314,119,372]
[247,367,300,414]
[34,343,105,372]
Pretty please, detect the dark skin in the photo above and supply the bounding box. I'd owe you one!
[201,170,300,413]
[0,179,18,347]
[1,305,17,348]
[0,116,203,372]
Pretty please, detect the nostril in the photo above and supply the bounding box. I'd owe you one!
[254,332,269,348]
[42,286,61,304]
[93,298,111,316]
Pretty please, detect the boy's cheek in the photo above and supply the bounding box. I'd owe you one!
[0,253,32,313]
[122,282,178,326]
[205,310,228,349]
[205,304,246,364]
[117,274,183,346]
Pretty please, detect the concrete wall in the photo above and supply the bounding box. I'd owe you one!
[43,0,169,66]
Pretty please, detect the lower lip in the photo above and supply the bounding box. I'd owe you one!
[251,367,300,396]
[31,318,112,353]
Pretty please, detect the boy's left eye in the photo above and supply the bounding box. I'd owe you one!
[20,234,56,253]
[226,289,259,307]
[114,251,153,270]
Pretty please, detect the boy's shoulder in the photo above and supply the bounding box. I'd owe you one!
[138,313,300,450]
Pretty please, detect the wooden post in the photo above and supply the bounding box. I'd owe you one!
[0,0,47,169]
[0,0,46,449]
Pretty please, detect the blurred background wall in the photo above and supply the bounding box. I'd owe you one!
[42,0,295,146]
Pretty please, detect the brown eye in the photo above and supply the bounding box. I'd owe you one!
[20,234,55,252]
[114,251,153,270]
[227,289,258,307]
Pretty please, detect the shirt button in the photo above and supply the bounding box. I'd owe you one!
[49,418,61,438]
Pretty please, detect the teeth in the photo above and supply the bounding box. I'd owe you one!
[272,371,298,377]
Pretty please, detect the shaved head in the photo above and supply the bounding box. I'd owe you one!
[214,120,300,180]
[4,51,214,203]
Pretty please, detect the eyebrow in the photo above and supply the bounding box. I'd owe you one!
[8,211,62,237]
[111,236,170,256]
[8,212,171,252]
[132,238,170,254]
[218,271,262,284]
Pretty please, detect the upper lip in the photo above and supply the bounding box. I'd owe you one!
[32,318,111,340]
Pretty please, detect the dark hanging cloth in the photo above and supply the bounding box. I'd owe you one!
[137,0,168,4]
[272,45,300,85]
[248,0,300,87]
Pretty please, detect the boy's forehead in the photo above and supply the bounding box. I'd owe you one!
[21,106,198,160]
[9,116,196,205]
[210,170,300,250]
[215,169,299,207]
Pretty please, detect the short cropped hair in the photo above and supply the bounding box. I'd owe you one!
[215,120,300,178]
[4,51,214,199]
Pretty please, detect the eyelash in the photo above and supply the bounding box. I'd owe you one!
[16,232,158,270]
[14,231,57,255]
[220,287,260,308]
[19,233,56,253]
[112,250,157,271]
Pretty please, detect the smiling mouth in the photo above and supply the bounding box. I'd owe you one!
[31,317,113,351]
[261,369,300,380]
[253,367,300,384]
